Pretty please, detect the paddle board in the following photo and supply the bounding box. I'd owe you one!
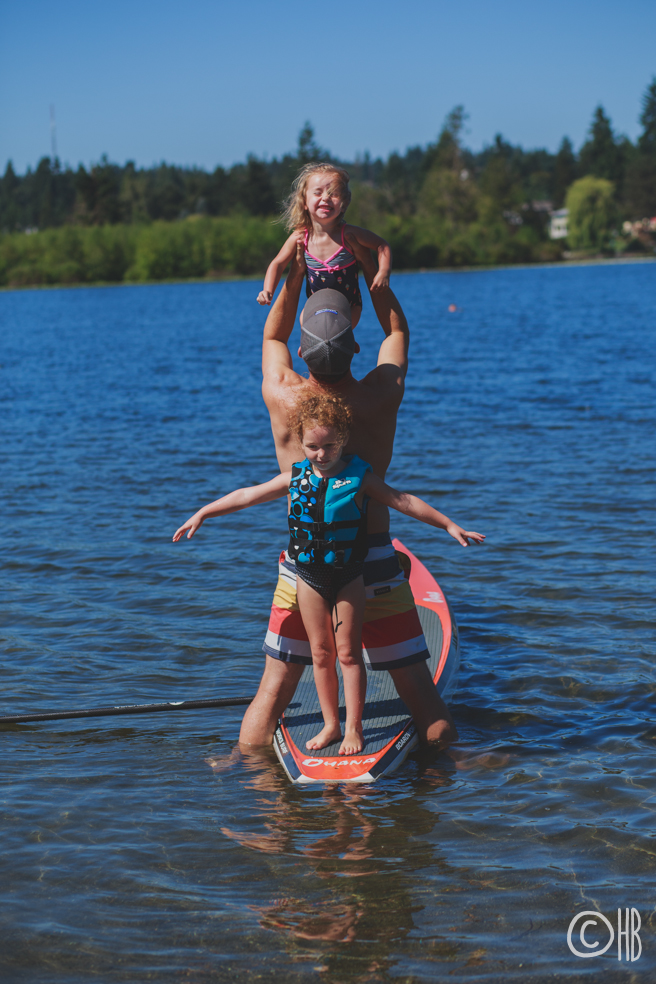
[273,540,459,784]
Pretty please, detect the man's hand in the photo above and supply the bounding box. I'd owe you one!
[257,290,273,306]
[345,233,377,285]
[294,234,306,271]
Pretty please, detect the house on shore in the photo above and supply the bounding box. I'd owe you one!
[549,209,569,240]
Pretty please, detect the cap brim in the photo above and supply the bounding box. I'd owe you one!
[302,289,352,324]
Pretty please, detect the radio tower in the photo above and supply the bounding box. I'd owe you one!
[50,104,58,162]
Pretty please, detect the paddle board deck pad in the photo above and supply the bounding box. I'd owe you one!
[273,540,459,784]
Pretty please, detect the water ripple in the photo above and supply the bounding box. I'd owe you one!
[1,264,656,981]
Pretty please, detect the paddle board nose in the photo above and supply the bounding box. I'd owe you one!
[273,540,459,784]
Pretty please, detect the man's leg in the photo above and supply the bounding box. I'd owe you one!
[242,548,313,747]
[239,655,304,747]
[388,661,458,746]
[360,536,458,748]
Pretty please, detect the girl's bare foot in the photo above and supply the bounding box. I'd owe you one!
[339,727,364,756]
[306,724,342,750]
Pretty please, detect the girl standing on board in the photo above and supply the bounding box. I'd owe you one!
[257,163,391,328]
[173,395,484,756]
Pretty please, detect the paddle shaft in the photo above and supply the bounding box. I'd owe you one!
[0,696,254,725]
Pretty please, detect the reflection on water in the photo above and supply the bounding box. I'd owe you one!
[217,751,453,981]
[210,743,553,984]
[1,262,656,982]
[222,758,387,871]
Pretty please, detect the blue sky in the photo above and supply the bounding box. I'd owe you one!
[1,0,655,173]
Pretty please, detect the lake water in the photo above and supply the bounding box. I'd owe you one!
[1,260,655,983]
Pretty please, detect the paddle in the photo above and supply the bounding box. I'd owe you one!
[0,695,254,725]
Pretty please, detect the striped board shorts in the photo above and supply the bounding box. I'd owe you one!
[262,532,430,671]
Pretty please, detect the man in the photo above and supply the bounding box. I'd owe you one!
[239,251,458,748]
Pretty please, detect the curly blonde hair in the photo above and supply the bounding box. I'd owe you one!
[290,393,352,446]
[280,162,352,232]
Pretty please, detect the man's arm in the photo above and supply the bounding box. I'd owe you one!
[374,288,409,377]
[261,249,305,379]
[348,233,409,377]
[261,248,308,472]
[346,225,391,292]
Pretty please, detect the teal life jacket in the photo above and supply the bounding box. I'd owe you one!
[288,455,371,567]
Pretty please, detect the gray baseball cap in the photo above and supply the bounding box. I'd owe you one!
[300,290,356,376]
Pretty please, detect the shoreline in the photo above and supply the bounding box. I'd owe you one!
[1,253,654,294]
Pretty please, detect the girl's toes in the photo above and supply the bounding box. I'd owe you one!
[338,734,364,756]
[306,726,342,751]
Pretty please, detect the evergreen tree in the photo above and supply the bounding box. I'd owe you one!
[205,166,231,216]
[75,156,123,224]
[625,77,656,217]
[517,149,554,204]
[32,157,56,227]
[380,146,426,215]
[243,156,276,214]
[16,157,75,228]
[0,161,20,230]
[144,164,187,221]
[118,162,150,223]
[638,76,656,153]
[552,137,577,207]
[419,106,477,227]
[478,134,523,214]
[578,106,626,190]
[297,122,324,165]
[427,105,468,171]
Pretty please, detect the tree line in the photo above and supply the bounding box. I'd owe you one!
[1,81,654,287]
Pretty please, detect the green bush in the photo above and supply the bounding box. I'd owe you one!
[0,205,560,289]
[127,221,206,281]
[0,224,138,286]
[0,217,288,287]
[566,176,616,250]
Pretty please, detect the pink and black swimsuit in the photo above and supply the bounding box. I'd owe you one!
[304,226,363,308]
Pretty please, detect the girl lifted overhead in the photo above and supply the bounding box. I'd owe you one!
[257,163,391,328]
